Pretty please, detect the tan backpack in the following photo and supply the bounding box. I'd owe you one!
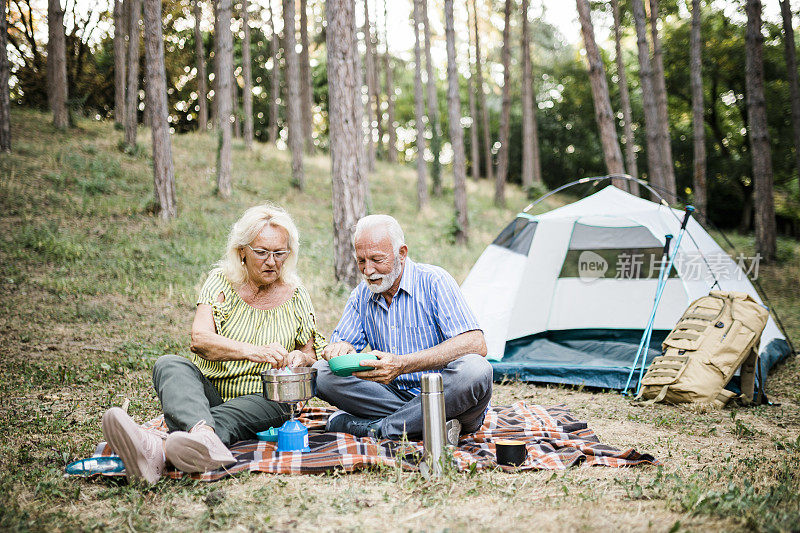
[636,291,770,407]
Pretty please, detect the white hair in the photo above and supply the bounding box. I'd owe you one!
[218,203,301,287]
[353,214,405,254]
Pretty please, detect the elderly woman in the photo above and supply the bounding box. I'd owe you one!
[101,204,323,484]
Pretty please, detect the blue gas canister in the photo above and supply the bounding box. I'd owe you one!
[277,419,310,452]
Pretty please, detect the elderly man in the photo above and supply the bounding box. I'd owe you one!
[313,215,493,442]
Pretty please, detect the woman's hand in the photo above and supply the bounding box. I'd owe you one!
[287,350,314,368]
[244,343,289,367]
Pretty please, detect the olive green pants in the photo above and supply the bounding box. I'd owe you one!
[152,355,290,446]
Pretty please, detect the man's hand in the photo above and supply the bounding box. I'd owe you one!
[353,350,405,384]
[287,350,314,368]
[244,342,289,367]
[322,341,356,361]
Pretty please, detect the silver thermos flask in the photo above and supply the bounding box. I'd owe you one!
[421,373,447,476]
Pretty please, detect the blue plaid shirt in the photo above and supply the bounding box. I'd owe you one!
[330,258,482,391]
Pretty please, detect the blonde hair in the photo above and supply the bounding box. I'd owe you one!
[218,203,301,287]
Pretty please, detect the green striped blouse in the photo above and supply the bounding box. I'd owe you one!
[191,268,326,401]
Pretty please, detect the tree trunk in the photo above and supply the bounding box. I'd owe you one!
[466,2,480,183]
[648,0,676,198]
[231,2,239,139]
[193,0,208,130]
[210,0,218,128]
[363,0,376,171]
[631,0,663,199]
[495,0,512,207]
[47,0,68,129]
[521,0,533,190]
[215,0,233,198]
[421,0,442,196]
[472,0,492,183]
[242,0,253,149]
[467,74,480,182]
[373,11,384,159]
[612,0,639,195]
[383,0,397,163]
[739,192,753,233]
[0,0,10,152]
[142,82,151,127]
[268,0,280,145]
[283,0,305,189]
[233,75,241,138]
[124,0,141,147]
[232,18,240,142]
[142,0,176,219]
[444,0,468,244]
[327,0,367,287]
[300,0,314,153]
[412,0,429,210]
[779,0,800,197]
[745,0,776,261]
[577,0,625,183]
[690,0,707,218]
[521,0,542,189]
[113,0,126,127]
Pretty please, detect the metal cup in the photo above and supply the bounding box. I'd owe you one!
[260,367,317,404]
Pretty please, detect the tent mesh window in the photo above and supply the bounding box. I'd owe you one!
[558,223,676,279]
[492,217,537,255]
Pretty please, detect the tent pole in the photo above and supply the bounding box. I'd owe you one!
[622,233,673,393]
[633,207,696,395]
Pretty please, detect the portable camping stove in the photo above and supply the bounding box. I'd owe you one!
[260,367,317,452]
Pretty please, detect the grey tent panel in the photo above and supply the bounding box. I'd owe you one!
[493,217,537,255]
[568,223,662,250]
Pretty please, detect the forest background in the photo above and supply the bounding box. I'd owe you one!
[6,0,800,233]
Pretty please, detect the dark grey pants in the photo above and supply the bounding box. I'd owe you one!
[152,355,289,446]
[312,353,493,438]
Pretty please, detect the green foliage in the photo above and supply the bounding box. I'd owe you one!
[118,140,148,158]
[8,0,799,236]
[662,10,798,229]
[14,223,88,263]
[525,182,550,201]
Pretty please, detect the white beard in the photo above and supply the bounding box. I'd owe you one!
[364,256,403,294]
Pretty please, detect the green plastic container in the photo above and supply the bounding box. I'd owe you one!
[328,353,378,377]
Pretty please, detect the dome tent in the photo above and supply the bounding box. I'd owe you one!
[461,184,792,391]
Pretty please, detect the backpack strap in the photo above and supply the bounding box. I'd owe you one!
[738,347,758,406]
[755,354,770,405]
[714,388,737,408]
[634,384,670,403]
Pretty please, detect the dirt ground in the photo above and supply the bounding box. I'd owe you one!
[2,111,799,532]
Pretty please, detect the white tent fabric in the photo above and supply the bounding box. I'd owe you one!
[462,185,786,363]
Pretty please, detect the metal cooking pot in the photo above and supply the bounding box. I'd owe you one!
[260,367,317,403]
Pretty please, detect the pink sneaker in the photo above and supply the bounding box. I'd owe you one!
[165,421,236,473]
[101,407,166,484]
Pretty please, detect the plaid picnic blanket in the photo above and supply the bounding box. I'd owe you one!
[84,402,657,481]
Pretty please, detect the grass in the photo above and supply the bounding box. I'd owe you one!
[1,109,799,532]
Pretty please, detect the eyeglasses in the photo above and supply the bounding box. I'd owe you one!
[246,245,290,262]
